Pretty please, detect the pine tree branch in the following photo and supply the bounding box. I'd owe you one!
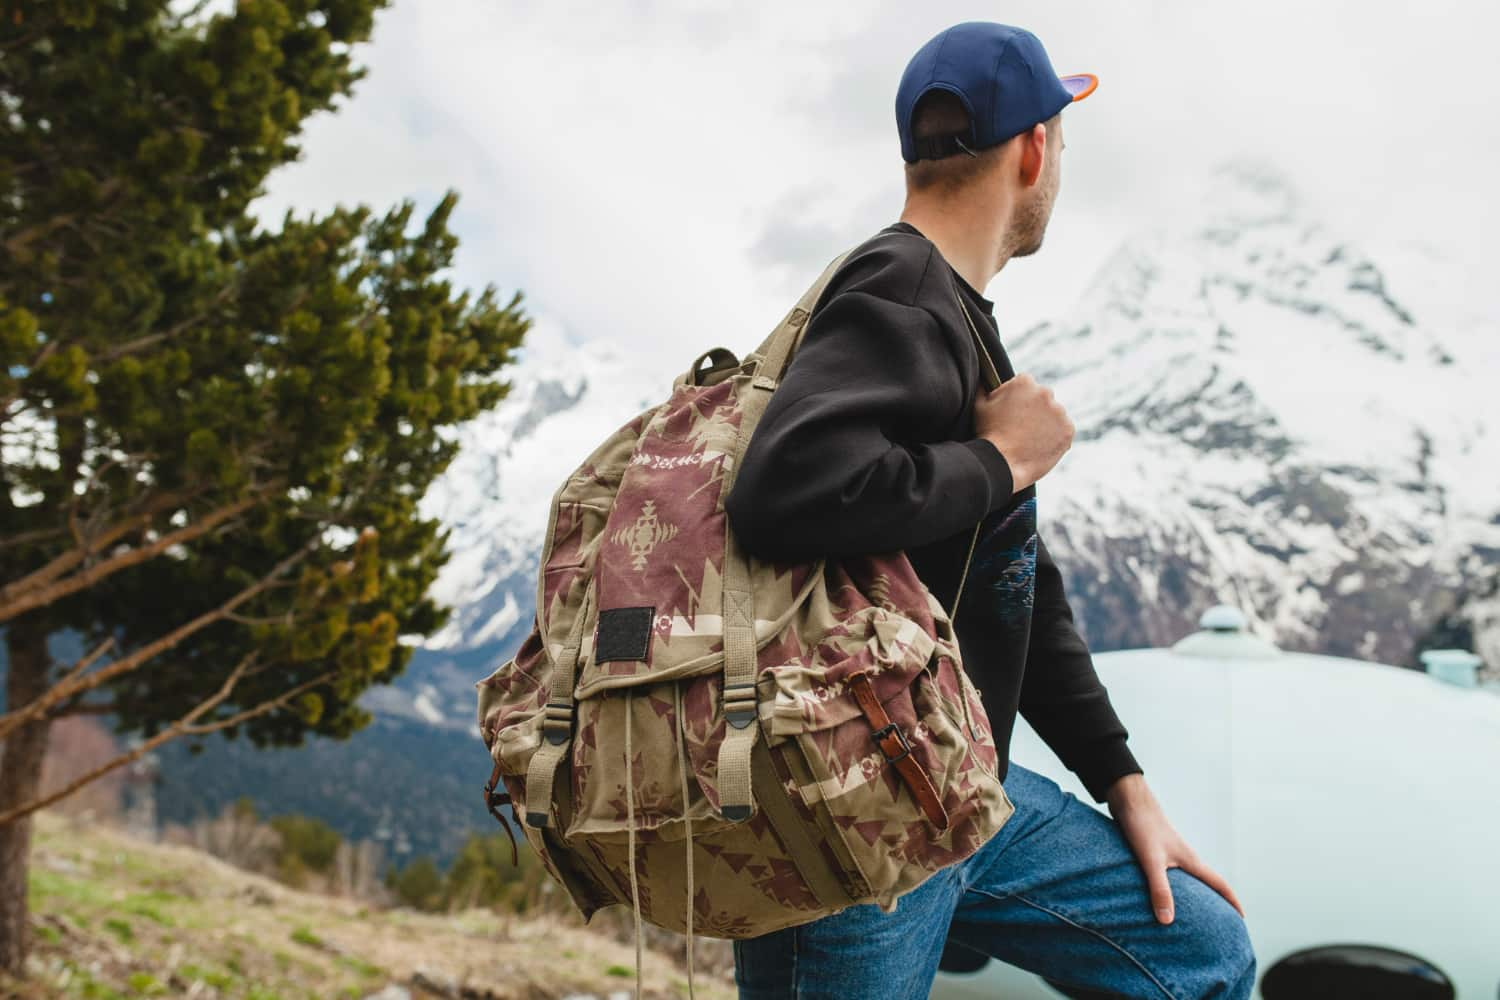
[97,277,250,364]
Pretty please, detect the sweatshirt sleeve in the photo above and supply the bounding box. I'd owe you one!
[724,288,1014,561]
[1019,532,1145,803]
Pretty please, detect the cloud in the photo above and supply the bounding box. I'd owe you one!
[253,0,1498,373]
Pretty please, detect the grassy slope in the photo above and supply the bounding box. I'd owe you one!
[4,812,735,1000]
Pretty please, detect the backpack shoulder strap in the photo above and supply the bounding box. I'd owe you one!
[747,247,856,387]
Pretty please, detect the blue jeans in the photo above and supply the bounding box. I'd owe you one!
[733,760,1256,999]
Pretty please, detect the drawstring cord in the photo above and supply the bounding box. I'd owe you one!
[624,691,644,1000]
[674,682,697,999]
[622,685,697,1000]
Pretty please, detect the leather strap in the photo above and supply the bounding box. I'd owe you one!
[482,759,520,866]
[845,671,949,831]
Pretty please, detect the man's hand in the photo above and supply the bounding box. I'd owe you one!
[1104,773,1246,925]
[974,372,1073,493]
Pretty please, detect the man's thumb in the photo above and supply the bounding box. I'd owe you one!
[1149,870,1175,924]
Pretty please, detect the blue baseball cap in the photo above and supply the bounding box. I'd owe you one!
[896,22,1097,163]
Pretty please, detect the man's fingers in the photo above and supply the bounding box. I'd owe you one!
[1146,863,1175,924]
[1183,856,1246,918]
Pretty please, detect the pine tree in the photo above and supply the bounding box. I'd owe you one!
[0,0,529,974]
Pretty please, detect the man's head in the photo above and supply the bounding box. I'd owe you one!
[895,22,1092,261]
[904,90,1063,257]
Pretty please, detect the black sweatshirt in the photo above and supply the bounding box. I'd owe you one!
[724,220,1143,804]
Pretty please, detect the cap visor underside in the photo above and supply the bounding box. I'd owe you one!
[1059,73,1098,101]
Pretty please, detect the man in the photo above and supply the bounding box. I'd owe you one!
[723,21,1256,1000]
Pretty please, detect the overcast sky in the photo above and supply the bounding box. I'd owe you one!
[250,0,1497,375]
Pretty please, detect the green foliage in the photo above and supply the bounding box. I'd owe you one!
[385,855,443,912]
[443,830,553,913]
[0,0,530,756]
[269,813,341,885]
[375,828,558,916]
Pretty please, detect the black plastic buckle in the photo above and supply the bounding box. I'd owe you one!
[871,722,912,765]
[723,681,757,730]
[541,700,573,745]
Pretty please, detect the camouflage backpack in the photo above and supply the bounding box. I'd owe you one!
[475,246,1015,990]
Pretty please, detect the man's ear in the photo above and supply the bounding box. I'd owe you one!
[1017,123,1047,188]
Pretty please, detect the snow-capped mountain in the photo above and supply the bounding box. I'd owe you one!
[362,325,673,728]
[373,159,1500,729]
[1018,160,1499,672]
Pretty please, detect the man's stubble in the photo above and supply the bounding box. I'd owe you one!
[1008,149,1060,259]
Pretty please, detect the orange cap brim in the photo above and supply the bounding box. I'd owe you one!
[1059,73,1099,102]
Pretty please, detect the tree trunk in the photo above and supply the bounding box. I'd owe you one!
[0,618,52,976]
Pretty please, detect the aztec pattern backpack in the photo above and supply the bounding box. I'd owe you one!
[475,245,1015,991]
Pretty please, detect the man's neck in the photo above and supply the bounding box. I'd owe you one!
[899,197,1016,297]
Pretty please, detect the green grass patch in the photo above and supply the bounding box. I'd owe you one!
[61,963,127,1000]
[28,869,111,908]
[102,917,134,942]
[606,964,635,977]
[125,971,166,996]
[336,954,383,978]
[177,964,239,991]
[289,925,324,948]
[121,894,175,927]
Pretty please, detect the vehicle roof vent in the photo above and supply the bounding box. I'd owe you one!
[1418,648,1483,689]
[1170,604,1282,659]
[1199,605,1249,632]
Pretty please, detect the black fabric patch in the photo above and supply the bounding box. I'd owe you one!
[594,606,655,663]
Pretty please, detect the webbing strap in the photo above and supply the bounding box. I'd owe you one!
[750,738,855,910]
[715,553,759,821]
[523,578,594,828]
[716,248,855,822]
[746,249,855,389]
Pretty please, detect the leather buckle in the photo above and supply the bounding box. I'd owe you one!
[872,722,912,765]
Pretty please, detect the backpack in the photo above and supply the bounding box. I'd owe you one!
[474,245,1015,993]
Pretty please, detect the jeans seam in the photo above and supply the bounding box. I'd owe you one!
[790,922,800,999]
[967,886,1183,1000]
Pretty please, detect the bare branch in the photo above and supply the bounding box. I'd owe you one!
[0,536,319,741]
[0,523,70,552]
[52,636,116,691]
[0,487,202,601]
[222,610,294,628]
[0,658,337,828]
[0,487,277,624]
[47,701,116,718]
[182,670,331,735]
